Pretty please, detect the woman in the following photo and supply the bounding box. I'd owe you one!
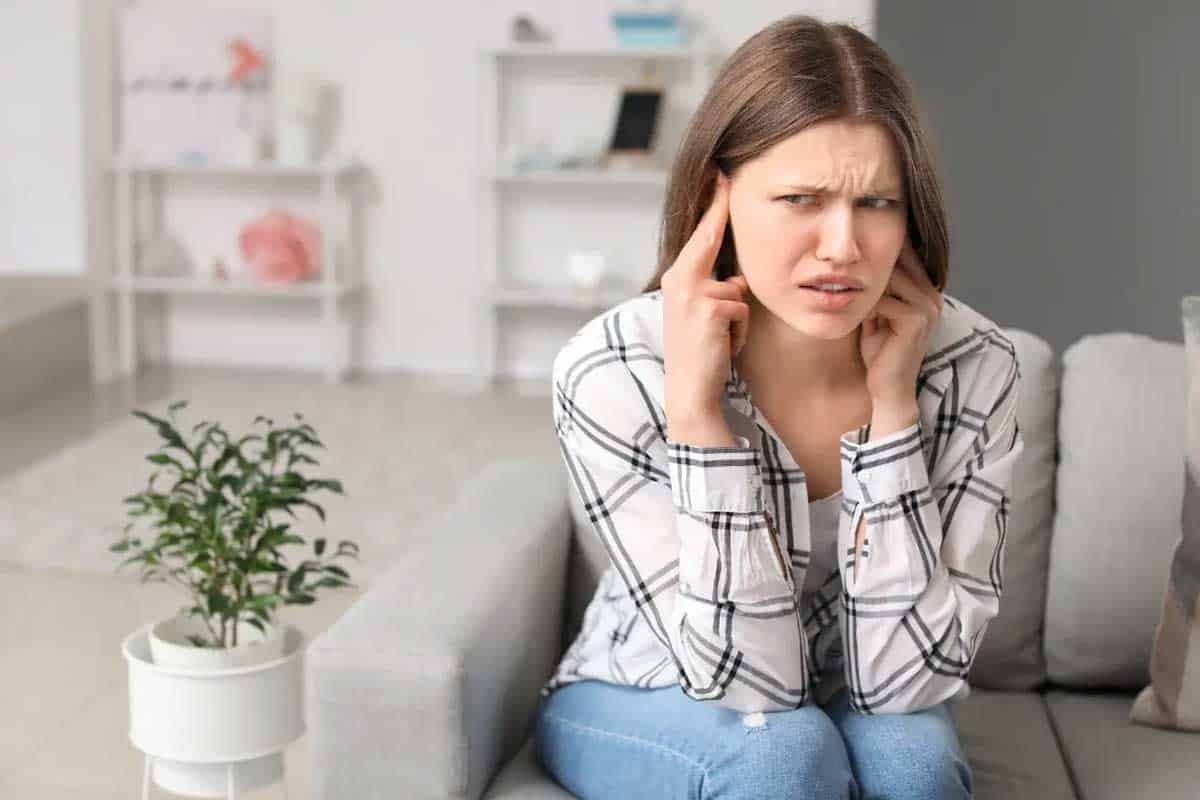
[535,13,1025,800]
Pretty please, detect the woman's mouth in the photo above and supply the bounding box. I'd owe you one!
[799,286,861,310]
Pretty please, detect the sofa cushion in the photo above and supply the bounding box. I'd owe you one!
[488,689,1076,800]
[947,688,1077,800]
[1045,334,1189,689]
[1045,689,1200,800]
[483,736,576,800]
[968,329,1058,690]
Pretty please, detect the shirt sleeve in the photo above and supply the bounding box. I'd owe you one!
[835,339,1026,715]
[552,336,811,713]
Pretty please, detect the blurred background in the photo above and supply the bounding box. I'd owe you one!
[1,1,1196,798]
[3,0,1195,386]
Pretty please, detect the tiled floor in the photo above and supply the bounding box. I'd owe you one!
[0,363,552,798]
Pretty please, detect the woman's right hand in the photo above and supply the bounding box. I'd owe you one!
[662,170,751,440]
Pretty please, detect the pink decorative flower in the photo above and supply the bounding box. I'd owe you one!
[238,210,322,284]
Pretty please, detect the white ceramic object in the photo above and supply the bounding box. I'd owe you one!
[567,250,607,290]
[123,621,305,798]
[276,116,317,165]
[149,612,285,670]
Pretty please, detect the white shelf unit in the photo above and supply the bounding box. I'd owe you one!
[478,43,721,383]
[107,157,366,383]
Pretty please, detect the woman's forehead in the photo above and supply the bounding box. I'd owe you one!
[745,121,902,190]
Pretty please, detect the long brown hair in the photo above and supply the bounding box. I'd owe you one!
[641,14,949,294]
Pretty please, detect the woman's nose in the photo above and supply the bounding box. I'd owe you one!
[815,208,861,264]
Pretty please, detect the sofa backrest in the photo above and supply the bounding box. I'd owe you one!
[1044,332,1187,691]
[969,329,1058,690]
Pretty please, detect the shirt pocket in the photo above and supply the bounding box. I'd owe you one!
[765,508,792,582]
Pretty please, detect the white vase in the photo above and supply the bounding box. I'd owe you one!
[276,116,317,165]
[124,620,304,798]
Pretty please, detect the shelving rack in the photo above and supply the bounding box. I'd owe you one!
[107,156,366,383]
[477,41,721,383]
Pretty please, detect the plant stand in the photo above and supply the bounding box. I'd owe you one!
[139,751,288,800]
[121,621,306,799]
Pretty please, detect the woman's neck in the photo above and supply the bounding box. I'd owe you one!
[734,293,868,398]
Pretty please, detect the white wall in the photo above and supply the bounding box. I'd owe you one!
[0,0,84,275]
[78,0,873,381]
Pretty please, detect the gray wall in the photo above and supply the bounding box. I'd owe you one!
[877,1,1197,352]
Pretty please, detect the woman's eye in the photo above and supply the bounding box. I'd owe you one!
[779,195,898,209]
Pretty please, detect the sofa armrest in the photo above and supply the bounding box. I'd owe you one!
[306,454,572,800]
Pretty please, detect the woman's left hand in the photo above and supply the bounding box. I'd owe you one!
[859,239,944,409]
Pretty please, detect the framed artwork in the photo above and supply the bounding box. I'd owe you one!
[118,7,273,164]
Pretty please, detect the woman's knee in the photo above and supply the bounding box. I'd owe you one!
[533,688,709,799]
[839,710,972,800]
[858,743,971,800]
[707,707,858,800]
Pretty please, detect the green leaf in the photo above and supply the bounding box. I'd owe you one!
[315,577,345,588]
[206,589,229,616]
[295,499,326,522]
[314,538,326,556]
[287,570,305,594]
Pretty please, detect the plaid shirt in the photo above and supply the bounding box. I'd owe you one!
[543,288,1025,715]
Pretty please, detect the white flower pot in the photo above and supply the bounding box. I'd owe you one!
[149,612,286,669]
[122,618,305,798]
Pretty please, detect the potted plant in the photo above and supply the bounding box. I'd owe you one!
[113,400,358,797]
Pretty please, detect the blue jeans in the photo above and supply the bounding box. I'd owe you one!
[533,679,973,800]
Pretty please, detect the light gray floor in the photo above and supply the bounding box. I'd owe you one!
[0,363,553,798]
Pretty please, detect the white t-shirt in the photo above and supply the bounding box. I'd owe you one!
[801,489,844,596]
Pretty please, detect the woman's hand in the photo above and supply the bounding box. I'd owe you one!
[859,239,944,410]
[661,170,751,437]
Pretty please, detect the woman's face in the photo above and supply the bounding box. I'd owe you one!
[725,118,909,338]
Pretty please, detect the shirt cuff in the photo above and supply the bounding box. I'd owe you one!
[666,434,765,513]
[839,419,929,504]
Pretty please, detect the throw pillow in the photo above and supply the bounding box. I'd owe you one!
[1130,295,1200,730]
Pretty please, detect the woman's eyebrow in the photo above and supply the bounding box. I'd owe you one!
[777,183,903,196]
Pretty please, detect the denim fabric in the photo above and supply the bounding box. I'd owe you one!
[533,679,972,800]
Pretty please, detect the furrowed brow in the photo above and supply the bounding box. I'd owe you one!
[778,183,903,196]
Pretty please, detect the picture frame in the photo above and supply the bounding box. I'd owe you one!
[603,83,664,170]
[118,7,273,165]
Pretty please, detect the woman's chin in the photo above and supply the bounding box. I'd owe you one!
[776,315,862,340]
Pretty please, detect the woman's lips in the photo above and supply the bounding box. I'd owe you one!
[799,286,861,310]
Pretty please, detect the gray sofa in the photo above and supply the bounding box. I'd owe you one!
[306,327,1200,799]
